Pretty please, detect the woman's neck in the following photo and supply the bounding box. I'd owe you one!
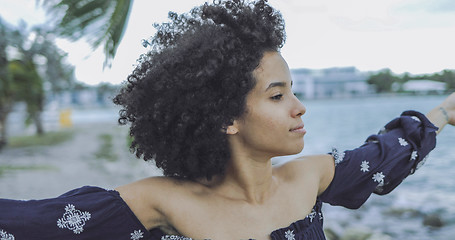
[208,155,277,205]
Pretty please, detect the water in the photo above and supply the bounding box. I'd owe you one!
[293,94,455,239]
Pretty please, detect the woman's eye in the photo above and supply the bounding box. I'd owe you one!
[271,94,283,100]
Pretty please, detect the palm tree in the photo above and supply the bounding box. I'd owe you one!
[0,19,76,146]
[40,0,133,68]
[0,18,13,148]
[8,59,45,135]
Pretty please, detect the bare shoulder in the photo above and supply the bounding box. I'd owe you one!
[115,176,202,230]
[274,154,335,195]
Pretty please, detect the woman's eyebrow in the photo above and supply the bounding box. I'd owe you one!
[265,81,287,91]
[265,81,293,91]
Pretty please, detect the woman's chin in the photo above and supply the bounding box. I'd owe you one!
[283,143,304,156]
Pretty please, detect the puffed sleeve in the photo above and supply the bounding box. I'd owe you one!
[319,111,438,209]
[0,186,152,240]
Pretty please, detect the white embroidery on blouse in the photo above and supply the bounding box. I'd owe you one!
[410,150,418,161]
[57,204,91,234]
[161,235,192,240]
[0,229,15,240]
[378,126,390,135]
[416,154,429,170]
[284,230,295,240]
[131,230,144,240]
[398,138,408,147]
[372,172,385,185]
[307,209,317,222]
[360,160,370,172]
[331,147,345,166]
[411,116,421,122]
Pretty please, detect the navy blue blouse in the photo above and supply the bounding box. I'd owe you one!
[0,111,437,240]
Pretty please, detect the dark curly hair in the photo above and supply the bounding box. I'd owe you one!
[113,0,285,180]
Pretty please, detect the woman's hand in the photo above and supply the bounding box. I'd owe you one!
[427,92,455,134]
[439,92,455,126]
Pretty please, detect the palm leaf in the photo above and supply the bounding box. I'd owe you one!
[41,0,133,68]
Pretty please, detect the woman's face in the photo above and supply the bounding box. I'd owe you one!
[231,51,306,158]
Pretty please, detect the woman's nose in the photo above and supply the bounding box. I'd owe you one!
[292,95,306,117]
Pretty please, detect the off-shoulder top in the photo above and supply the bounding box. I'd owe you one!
[0,111,438,240]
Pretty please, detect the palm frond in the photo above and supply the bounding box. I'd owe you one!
[40,0,133,68]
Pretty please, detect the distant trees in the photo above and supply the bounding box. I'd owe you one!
[0,19,13,147]
[367,68,455,93]
[367,69,399,93]
[8,60,45,135]
[1,0,132,149]
[434,70,455,90]
[0,18,75,149]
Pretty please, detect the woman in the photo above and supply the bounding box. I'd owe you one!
[1,0,454,239]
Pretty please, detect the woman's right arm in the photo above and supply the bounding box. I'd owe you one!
[115,177,173,230]
[1,185,161,239]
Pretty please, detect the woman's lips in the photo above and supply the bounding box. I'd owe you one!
[290,124,306,134]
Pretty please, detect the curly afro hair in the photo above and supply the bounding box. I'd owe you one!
[113,0,285,180]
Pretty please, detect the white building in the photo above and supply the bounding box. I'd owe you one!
[291,67,372,99]
[402,80,446,94]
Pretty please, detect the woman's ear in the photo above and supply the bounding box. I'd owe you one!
[225,120,239,135]
[226,125,238,135]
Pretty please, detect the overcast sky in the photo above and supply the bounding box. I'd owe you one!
[1,0,455,85]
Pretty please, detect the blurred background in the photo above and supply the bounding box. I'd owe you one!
[0,0,454,239]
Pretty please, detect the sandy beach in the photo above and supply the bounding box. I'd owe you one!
[0,121,162,200]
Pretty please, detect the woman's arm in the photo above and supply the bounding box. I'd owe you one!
[115,177,172,230]
[316,92,455,208]
[426,92,455,134]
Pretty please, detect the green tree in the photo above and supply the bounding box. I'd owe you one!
[439,70,455,90]
[0,18,14,147]
[31,27,76,93]
[367,69,398,93]
[41,0,133,67]
[8,60,45,134]
[0,19,75,148]
[7,24,52,136]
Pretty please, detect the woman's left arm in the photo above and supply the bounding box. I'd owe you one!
[426,92,455,134]
[315,93,454,208]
